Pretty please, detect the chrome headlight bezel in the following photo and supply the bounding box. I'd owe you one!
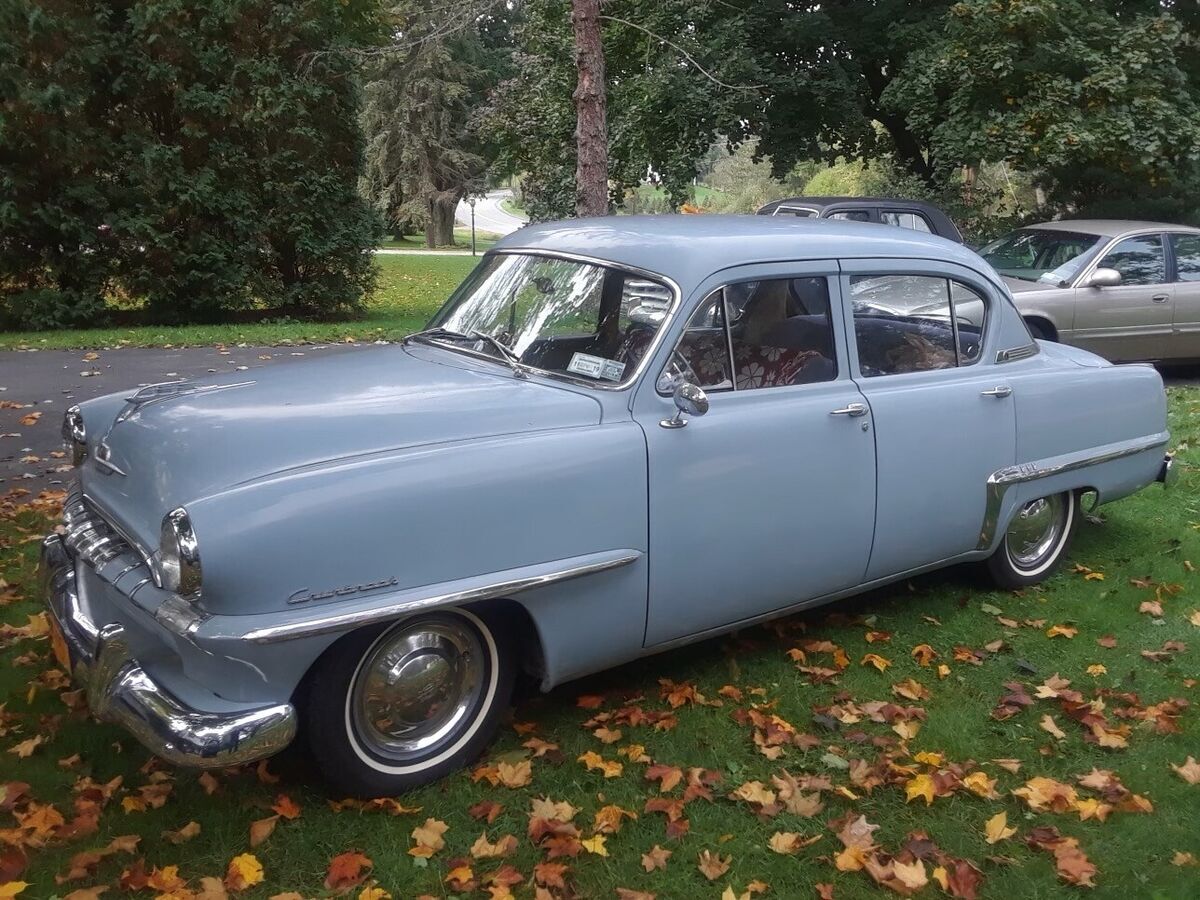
[63,406,87,466]
[159,507,202,598]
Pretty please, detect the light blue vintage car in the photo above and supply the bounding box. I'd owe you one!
[41,216,1174,795]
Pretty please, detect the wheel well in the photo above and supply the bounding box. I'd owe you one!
[475,598,545,684]
[1024,316,1058,342]
[292,598,546,710]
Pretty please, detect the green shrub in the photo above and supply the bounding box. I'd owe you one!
[0,0,382,329]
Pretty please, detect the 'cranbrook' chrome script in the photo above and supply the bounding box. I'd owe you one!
[287,576,399,606]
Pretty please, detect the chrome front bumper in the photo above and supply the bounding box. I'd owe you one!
[39,534,297,768]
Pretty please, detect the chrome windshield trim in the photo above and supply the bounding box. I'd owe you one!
[241,550,642,644]
[977,432,1169,549]
[418,248,682,392]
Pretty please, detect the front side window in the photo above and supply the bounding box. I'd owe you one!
[980,228,1103,284]
[850,275,987,377]
[881,210,933,233]
[662,277,837,393]
[1171,234,1200,282]
[425,253,672,386]
[1097,235,1166,286]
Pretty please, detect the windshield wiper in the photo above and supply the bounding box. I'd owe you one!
[405,327,529,379]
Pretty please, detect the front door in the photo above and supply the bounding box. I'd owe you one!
[1168,232,1200,360]
[840,264,1017,579]
[636,263,877,646]
[1072,233,1173,361]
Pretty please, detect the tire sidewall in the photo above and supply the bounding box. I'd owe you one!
[306,606,514,797]
[987,491,1078,589]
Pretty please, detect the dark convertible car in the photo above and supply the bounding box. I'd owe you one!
[757,196,963,244]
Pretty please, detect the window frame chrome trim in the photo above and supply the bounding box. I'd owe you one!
[976,432,1169,549]
[414,249,682,393]
[240,550,642,644]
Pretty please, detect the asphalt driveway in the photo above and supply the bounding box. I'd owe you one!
[0,343,364,496]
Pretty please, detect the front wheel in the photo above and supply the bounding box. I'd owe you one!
[985,491,1079,589]
[305,607,515,797]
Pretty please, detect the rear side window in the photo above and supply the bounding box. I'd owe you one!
[662,277,837,392]
[881,210,933,233]
[850,275,987,377]
[828,210,871,222]
[1170,234,1200,282]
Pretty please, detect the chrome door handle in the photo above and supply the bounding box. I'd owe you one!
[1151,294,1170,303]
[981,386,1012,398]
[830,402,868,417]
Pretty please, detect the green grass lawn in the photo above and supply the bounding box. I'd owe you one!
[0,254,478,351]
[380,227,502,252]
[0,390,1197,899]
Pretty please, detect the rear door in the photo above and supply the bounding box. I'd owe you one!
[1072,233,1173,361]
[840,260,1016,580]
[1167,232,1200,360]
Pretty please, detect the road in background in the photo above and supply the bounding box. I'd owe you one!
[457,189,527,236]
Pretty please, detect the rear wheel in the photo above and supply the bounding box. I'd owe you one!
[986,491,1078,589]
[306,607,514,797]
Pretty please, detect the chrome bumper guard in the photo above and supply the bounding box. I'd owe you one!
[39,534,297,768]
[1156,454,1177,488]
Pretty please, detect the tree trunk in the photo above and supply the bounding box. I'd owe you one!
[426,195,458,248]
[571,0,608,217]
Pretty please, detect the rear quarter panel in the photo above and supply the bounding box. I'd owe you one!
[989,347,1167,548]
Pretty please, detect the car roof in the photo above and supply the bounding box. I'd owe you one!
[1022,219,1200,238]
[493,215,988,289]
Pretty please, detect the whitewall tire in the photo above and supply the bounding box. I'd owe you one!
[986,491,1078,589]
[305,606,514,797]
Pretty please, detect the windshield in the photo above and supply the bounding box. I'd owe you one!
[423,252,674,387]
[980,228,1103,284]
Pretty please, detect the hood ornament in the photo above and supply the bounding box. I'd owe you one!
[114,380,256,426]
[92,380,256,477]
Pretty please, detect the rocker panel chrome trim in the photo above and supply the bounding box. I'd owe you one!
[241,550,643,644]
[976,432,1169,549]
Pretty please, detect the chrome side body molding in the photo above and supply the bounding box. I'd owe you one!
[241,550,643,644]
[977,432,1170,549]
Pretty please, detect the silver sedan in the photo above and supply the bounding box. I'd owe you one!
[980,220,1200,362]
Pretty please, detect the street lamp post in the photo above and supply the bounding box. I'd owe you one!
[468,198,477,256]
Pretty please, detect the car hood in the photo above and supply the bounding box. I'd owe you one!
[1001,276,1065,295]
[80,344,601,547]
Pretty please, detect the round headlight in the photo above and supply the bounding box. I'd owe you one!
[159,507,202,597]
[63,406,87,466]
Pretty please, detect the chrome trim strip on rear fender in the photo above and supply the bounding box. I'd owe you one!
[241,549,643,644]
[976,432,1170,549]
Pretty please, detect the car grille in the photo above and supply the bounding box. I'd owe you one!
[61,489,155,590]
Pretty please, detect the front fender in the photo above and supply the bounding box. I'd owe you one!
[178,423,650,698]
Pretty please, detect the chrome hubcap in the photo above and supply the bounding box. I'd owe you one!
[1006,494,1067,570]
[350,619,484,759]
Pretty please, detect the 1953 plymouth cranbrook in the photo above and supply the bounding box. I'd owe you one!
[41,216,1174,795]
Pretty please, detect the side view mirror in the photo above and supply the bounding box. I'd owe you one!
[660,383,709,429]
[1086,267,1122,288]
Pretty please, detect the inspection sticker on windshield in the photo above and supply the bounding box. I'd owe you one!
[568,352,625,381]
